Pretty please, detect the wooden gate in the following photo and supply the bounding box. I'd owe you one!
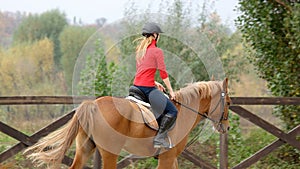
[0,96,299,168]
[226,97,300,169]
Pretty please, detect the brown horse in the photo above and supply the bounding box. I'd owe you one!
[25,78,231,169]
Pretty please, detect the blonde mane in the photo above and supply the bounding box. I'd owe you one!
[175,81,223,104]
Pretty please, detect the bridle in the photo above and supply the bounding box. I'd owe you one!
[173,90,229,131]
[173,89,229,148]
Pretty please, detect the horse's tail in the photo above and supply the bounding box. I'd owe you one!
[24,100,98,168]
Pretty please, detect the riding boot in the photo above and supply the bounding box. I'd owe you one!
[153,114,176,148]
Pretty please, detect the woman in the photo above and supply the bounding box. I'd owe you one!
[133,22,178,148]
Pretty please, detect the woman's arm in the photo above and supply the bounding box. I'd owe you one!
[155,81,165,92]
[163,77,175,100]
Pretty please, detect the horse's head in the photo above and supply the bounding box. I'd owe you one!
[206,78,231,134]
[175,78,231,134]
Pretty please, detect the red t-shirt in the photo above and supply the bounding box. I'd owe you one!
[133,40,168,87]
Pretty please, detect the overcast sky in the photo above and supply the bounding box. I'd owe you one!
[0,0,239,29]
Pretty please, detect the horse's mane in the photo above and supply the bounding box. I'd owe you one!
[175,81,223,104]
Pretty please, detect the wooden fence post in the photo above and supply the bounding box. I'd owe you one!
[220,133,228,169]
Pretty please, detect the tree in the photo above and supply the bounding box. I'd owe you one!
[0,38,58,95]
[59,25,96,94]
[95,17,107,28]
[77,39,117,97]
[13,9,68,67]
[122,0,244,86]
[0,38,67,120]
[237,0,300,164]
[237,0,300,128]
[0,11,25,47]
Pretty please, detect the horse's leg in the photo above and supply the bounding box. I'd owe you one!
[98,146,119,169]
[69,128,96,169]
[157,149,179,169]
[157,156,178,169]
[174,158,178,169]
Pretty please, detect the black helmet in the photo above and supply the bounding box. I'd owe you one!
[142,22,163,37]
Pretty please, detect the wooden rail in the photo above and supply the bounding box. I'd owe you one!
[231,97,300,105]
[1,96,298,105]
[0,96,299,168]
[0,96,95,105]
[226,97,300,169]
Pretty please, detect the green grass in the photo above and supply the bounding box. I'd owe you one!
[0,132,18,153]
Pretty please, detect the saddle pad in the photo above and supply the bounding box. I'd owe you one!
[126,96,158,130]
[126,96,150,108]
[137,103,159,131]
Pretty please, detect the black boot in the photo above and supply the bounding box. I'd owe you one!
[153,114,176,148]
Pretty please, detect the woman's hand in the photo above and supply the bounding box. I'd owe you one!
[162,78,176,100]
[169,91,176,100]
[155,81,165,92]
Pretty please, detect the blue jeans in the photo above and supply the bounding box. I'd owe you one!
[135,86,178,118]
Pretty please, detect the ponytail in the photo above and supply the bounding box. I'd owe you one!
[134,36,155,62]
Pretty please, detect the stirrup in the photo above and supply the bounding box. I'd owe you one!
[153,135,173,149]
[167,135,174,148]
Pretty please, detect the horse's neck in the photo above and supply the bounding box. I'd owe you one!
[176,96,210,130]
[176,98,198,124]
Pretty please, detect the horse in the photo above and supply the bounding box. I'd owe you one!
[25,78,231,169]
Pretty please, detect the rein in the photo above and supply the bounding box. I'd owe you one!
[174,91,227,148]
[173,91,226,124]
[173,100,215,122]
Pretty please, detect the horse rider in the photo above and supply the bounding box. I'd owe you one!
[133,22,178,148]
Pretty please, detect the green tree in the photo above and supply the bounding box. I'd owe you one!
[0,38,67,120]
[237,0,300,164]
[0,38,59,95]
[122,0,246,85]
[13,9,68,67]
[237,0,300,129]
[0,11,25,48]
[78,39,117,96]
[59,25,96,94]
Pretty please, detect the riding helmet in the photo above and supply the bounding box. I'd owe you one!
[142,22,163,37]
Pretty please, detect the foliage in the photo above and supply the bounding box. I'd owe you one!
[13,9,68,67]
[125,158,158,169]
[59,25,96,94]
[237,0,300,163]
[0,39,68,121]
[225,114,246,165]
[236,0,300,127]
[123,0,247,87]
[77,39,118,96]
[221,40,249,84]
[216,113,299,168]
[0,38,57,95]
[0,11,25,48]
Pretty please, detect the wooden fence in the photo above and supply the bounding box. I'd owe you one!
[0,96,299,168]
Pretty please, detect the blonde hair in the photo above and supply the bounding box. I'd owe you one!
[134,36,155,61]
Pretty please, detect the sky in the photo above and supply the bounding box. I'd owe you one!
[0,0,239,29]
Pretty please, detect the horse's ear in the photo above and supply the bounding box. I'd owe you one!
[211,75,215,81]
[223,77,228,92]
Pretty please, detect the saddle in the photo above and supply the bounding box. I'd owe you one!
[127,86,175,149]
[128,86,148,103]
[127,86,159,130]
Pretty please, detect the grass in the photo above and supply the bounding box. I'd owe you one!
[0,132,17,153]
[0,105,75,168]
